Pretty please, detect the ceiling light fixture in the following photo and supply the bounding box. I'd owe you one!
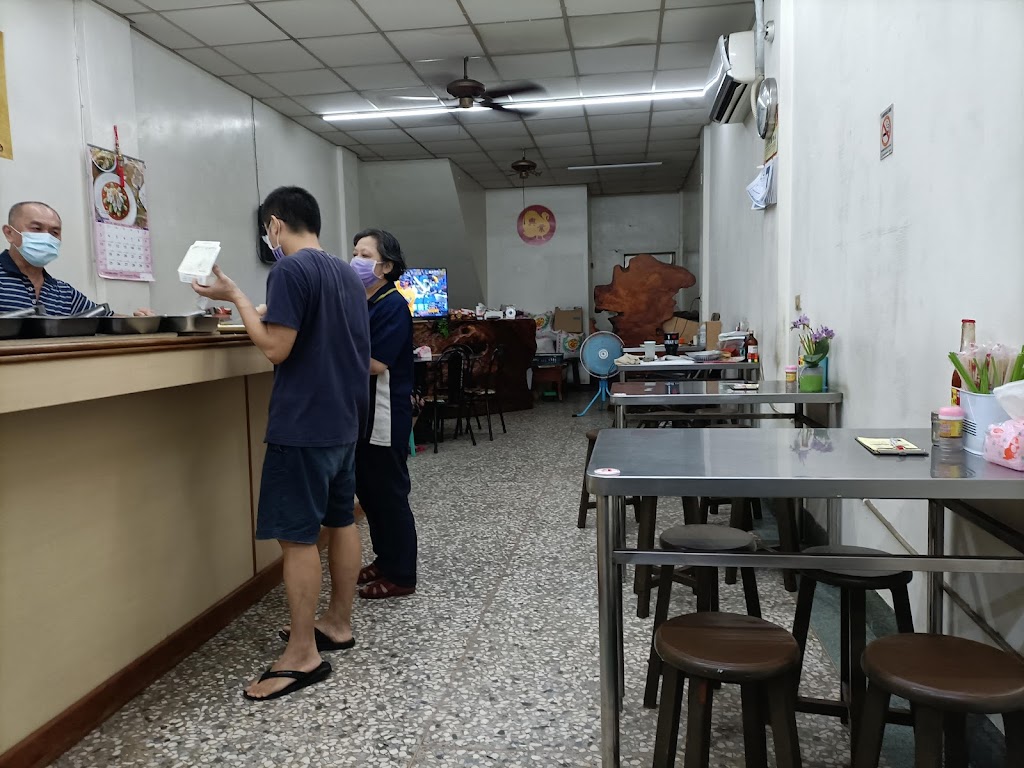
[322,89,703,122]
[567,162,664,171]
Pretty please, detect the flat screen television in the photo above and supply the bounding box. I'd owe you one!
[397,268,448,318]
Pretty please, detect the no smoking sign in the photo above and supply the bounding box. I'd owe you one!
[880,104,894,160]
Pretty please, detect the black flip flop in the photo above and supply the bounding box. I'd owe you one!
[278,627,356,652]
[243,660,331,702]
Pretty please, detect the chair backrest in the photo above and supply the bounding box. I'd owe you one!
[431,346,469,404]
[480,344,507,391]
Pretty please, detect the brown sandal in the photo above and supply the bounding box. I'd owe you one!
[359,579,415,600]
[357,563,384,585]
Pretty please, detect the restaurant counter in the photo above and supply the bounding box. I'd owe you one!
[0,333,279,766]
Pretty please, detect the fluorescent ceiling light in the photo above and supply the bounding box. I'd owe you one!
[322,89,703,122]
[567,162,663,171]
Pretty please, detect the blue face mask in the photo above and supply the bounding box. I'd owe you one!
[262,233,284,262]
[15,230,61,268]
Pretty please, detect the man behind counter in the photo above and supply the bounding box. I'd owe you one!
[0,201,152,316]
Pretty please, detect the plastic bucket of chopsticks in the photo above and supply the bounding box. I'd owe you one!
[959,389,1010,455]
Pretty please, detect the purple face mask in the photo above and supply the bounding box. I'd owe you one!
[351,256,381,287]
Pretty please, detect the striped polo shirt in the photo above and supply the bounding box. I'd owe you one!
[0,249,109,316]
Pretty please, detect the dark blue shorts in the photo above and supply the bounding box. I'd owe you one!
[256,443,357,545]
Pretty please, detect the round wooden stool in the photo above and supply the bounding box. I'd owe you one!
[791,545,914,749]
[653,612,803,768]
[854,634,1024,768]
[644,524,762,708]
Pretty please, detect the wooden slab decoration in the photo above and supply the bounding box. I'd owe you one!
[594,254,696,348]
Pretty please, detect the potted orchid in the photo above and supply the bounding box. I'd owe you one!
[791,314,835,392]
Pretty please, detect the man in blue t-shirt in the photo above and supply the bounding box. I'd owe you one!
[193,186,369,702]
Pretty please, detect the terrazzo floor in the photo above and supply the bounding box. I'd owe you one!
[53,395,881,768]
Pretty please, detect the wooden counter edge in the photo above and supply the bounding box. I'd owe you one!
[0,333,252,363]
[0,559,284,768]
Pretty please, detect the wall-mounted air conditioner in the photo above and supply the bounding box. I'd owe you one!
[706,32,755,124]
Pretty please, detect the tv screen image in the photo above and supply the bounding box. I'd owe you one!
[397,268,448,317]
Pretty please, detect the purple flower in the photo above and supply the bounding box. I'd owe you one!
[811,326,835,343]
[790,314,810,330]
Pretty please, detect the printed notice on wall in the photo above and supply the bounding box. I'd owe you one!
[880,105,894,160]
[88,145,154,282]
[0,32,13,161]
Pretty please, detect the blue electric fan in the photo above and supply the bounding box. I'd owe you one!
[574,331,624,417]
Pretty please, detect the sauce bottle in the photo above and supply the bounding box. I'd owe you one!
[951,319,975,405]
[746,330,759,363]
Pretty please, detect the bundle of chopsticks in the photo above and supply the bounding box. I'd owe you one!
[949,344,1024,394]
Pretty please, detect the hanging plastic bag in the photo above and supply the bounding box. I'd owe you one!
[983,381,1024,471]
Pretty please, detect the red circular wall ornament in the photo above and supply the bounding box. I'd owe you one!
[516,204,556,245]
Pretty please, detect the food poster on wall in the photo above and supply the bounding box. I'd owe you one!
[517,204,556,245]
[88,144,154,281]
[0,33,12,160]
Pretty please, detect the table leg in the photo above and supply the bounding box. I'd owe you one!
[596,494,622,768]
[927,500,946,634]
[614,404,625,429]
[827,402,840,429]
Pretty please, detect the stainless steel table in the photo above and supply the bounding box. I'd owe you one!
[616,358,759,382]
[586,427,1024,768]
[610,380,842,429]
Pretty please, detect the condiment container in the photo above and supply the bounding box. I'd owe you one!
[785,365,798,392]
[936,406,965,457]
[643,340,657,360]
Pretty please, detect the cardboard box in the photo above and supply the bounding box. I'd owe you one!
[663,317,722,347]
[552,306,584,333]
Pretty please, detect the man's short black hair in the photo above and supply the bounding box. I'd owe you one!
[8,201,60,225]
[354,228,406,283]
[260,187,321,236]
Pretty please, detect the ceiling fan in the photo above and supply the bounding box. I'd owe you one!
[445,57,542,115]
[508,151,541,181]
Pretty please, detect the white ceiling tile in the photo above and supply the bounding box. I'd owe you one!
[217,40,320,73]
[461,0,561,23]
[565,0,660,14]
[291,115,336,133]
[126,13,201,49]
[95,0,147,13]
[585,101,652,115]
[527,117,588,135]
[345,129,414,144]
[301,33,402,68]
[141,0,244,7]
[579,73,653,96]
[362,88,442,110]
[480,178,514,188]
[221,74,282,98]
[257,0,374,38]
[576,45,656,75]
[569,12,660,48]
[647,139,699,154]
[593,154,648,164]
[590,128,649,144]
[650,105,707,122]
[522,105,585,120]
[533,131,591,148]
[522,78,581,100]
[661,4,754,44]
[176,47,245,76]
[492,52,575,80]
[261,97,312,116]
[361,0,466,30]
[587,112,650,130]
[335,63,423,90]
[648,124,702,141]
[164,6,286,46]
[261,69,349,96]
[656,68,707,91]
[406,125,473,141]
[412,57,495,86]
[465,121,529,139]
[387,27,484,61]
[421,139,484,154]
[349,146,380,157]
[658,41,717,70]
[475,136,531,151]
[592,143,645,156]
[456,107,522,122]
[371,144,434,158]
[477,20,570,55]
[388,112,459,127]
[321,131,360,146]
[296,92,373,113]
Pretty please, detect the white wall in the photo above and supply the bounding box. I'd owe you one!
[359,159,485,309]
[681,149,703,314]
[589,193,684,331]
[486,186,589,320]
[0,0,359,315]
